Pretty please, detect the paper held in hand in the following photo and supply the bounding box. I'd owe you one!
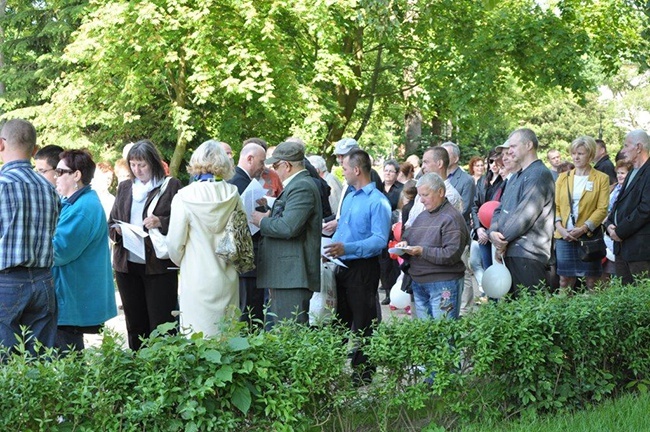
[240,179,276,235]
[113,221,148,261]
[321,237,348,268]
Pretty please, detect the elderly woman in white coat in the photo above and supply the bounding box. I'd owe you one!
[167,140,244,336]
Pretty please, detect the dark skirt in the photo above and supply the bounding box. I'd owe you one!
[556,238,603,277]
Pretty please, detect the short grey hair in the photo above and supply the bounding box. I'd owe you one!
[626,130,650,153]
[441,141,460,158]
[188,139,235,179]
[307,155,327,173]
[416,172,446,194]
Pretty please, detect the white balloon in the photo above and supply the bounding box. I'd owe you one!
[482,264,512,299]
[390,282,411,309]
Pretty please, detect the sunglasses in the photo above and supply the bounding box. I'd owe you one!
[55,168,75,176]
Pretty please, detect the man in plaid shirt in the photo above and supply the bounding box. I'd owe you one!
[0,119,60,354]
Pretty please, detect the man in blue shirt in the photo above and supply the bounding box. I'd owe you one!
[325,149,391,386]
[0,119,60,354]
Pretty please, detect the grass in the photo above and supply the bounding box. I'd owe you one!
[461,391,650,432]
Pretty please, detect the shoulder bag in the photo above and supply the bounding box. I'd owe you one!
[146,177,171,260]
[215,206,255,274]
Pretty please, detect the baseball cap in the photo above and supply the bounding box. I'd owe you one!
[265,141,305,164]
[334,137,360,155]
[495,140,510,151]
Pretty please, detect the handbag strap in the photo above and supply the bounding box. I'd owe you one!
[566,173,577,227]
[147,177,171,217]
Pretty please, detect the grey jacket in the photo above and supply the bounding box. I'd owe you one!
[489,159,555,263]
[257,170,322,291]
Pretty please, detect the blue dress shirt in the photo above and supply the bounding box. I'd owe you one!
[333,182,391,260]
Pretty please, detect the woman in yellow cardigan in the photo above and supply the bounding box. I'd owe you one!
[554,136,610,290]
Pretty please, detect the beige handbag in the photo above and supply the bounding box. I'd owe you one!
[215,206,255,273]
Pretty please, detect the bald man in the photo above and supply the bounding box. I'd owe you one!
[228,142,268,326]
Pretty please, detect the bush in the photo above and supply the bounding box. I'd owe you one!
[1,279,650,431]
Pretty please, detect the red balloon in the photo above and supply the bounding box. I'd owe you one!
[478,201,500,228]
[392,222,403,242]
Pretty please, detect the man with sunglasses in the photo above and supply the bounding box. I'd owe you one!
[251,141,322,326]
[34,144,64,185]
[0,119,60,353]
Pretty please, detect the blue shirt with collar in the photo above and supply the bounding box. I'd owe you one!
[333,182,391,260]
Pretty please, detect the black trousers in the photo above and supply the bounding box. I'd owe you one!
[335,257,380,376]
[115,262,178,350]
[378,249,400,298]
[616,259,650,285]
[239,277,265,328]
[504,256,547,298]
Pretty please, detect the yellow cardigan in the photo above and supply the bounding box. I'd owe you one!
[554,168,610,239]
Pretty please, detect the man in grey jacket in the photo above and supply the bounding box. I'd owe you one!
[489,128,555,296]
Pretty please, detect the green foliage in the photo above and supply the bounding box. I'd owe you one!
[2,0,647,174]
[2,280,650,431]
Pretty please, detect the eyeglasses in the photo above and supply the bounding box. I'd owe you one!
[272,161,290,170]
[35,168,55,175]
[55,168,75,177]
[384,169,396,174]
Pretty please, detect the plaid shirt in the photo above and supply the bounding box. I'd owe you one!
[0,160,60,270]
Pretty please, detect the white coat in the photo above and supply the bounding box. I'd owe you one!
[167,180,240,336]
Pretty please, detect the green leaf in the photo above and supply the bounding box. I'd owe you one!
[201,349,222,364]
[214,366,234,383]
[231,385,252,414]
[228,337,250,352]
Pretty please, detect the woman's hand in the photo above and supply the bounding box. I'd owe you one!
[476,227,489,245]
[567,225,588,240]
[143,215,161,230]
[557,224,578,242]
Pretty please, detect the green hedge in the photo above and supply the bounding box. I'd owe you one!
[2,279,650,431]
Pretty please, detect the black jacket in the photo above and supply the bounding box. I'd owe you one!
[605,158,650,262]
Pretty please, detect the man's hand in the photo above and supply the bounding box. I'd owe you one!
[323,242,345,259]
[322,219,338,234]
[607,224,622,242]
[489,231,508,250]
[251,210,270,227]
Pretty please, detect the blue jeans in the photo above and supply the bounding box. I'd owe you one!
[412,277,463,320]
[0,268,58,354]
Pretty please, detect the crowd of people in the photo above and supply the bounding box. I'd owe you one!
[1,117,649,386]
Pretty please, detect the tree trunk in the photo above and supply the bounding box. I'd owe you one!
[322,26,363,162]
[404,109,422,155]
[168,56,188,177]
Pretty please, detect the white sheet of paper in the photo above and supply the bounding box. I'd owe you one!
[320,237,347,268]
[241,179,269,235]
[116,221,148,260]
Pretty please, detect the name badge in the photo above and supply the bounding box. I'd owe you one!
[585,181,594,192]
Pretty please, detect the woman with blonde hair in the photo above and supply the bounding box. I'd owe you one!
[554,136,610,290]
[167,140,252,336]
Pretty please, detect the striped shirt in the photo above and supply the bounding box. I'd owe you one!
[0,160,60,270]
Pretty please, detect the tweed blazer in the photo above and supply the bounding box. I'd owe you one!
[604,158,650,261]
[108,177,182,274]
[554,168,610,238]
[257,170,322,291]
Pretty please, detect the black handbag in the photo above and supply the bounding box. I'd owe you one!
[566,178,606,262]
[578,229,606,262]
